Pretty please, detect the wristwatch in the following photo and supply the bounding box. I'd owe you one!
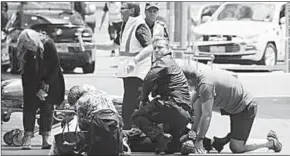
[196,135,205,141]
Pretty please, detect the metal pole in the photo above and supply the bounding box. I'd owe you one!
[174,2,181,44]
[286,2,290,72]
[180,2,188,49]
[168,2,175,46]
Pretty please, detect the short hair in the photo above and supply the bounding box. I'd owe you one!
[67,84,106,106]
[181,65,199,80]
[123,2,140,17]
[76,93,117,119]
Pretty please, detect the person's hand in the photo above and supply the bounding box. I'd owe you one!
[125,59,137,74]
[36,89,48,101]
[41,81,49,92]
[194,140,206,154]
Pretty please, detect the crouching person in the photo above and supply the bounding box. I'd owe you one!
[132,37,192,154]
[49,85,123,155]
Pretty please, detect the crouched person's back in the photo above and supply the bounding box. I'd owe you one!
[76,93,124,156]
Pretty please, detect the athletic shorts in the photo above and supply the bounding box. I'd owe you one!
[230,101,258,142]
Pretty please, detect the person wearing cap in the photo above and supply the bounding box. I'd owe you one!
[144,2,169,39]
[84,2,153,130]
[131,37,192,154]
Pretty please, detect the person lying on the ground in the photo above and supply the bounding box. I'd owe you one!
[182,65,282,154]
[131,37,193,154]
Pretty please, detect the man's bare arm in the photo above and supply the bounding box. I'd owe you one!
[84,41,119,51]
[191,97,201,132]
[133,44,153,63]
[197,97,214,138]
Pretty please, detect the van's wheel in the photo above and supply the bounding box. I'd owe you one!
[82,61,95,74]
[3,131,13,145]
[258,43,277,66]
[12,130,24,147]
[2,65,10,72]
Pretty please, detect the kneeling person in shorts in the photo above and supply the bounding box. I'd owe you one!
[182,66,282,154]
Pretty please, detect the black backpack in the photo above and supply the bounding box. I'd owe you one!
[87,109,123,156]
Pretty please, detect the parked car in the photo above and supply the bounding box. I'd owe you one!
[1,31,10,72]
[3,2,95,74]
[192,2,286,65]
[189,2,222,26]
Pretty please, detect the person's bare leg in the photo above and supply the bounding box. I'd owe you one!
[229,131,282,153]
[230,138,272,153]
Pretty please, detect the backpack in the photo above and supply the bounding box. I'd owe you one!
[87,109,123,156]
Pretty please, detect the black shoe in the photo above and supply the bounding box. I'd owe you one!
[111,50,115,57]
[212,133,231,153]
[203,137,213,152]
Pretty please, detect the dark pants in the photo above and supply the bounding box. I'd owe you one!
[132,98,191,150]
[122,77,143,130]
[108,21,122,40]
[23,93,54,136]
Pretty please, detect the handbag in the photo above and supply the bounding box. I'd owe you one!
[54,119,88,156]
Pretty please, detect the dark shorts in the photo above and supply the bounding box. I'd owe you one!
[108,22,122,40]
[230,101,258,142]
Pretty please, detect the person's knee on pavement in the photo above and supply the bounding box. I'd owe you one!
[229,139,246,153]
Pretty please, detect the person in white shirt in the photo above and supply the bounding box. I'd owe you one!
[99,2,123,57]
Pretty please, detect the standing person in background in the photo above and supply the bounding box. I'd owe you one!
[17,29,65,150]
[99,2,123,57]
[74,2,86,20]
[84,2,153,130]
[1,1,8,30]
[144,2,169,39]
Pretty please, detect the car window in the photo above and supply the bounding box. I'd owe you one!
[22,2,71,10]
[216,3,275,22]
[59,11,85,25]
[201,5,220,17]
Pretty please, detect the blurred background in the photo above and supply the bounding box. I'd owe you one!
[1,2,289,74]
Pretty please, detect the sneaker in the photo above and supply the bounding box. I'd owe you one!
[212,133,231,153]
[155,133,172,154]
[267,130,282,152]
[21,136,32,150]
[111,50,115,57]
